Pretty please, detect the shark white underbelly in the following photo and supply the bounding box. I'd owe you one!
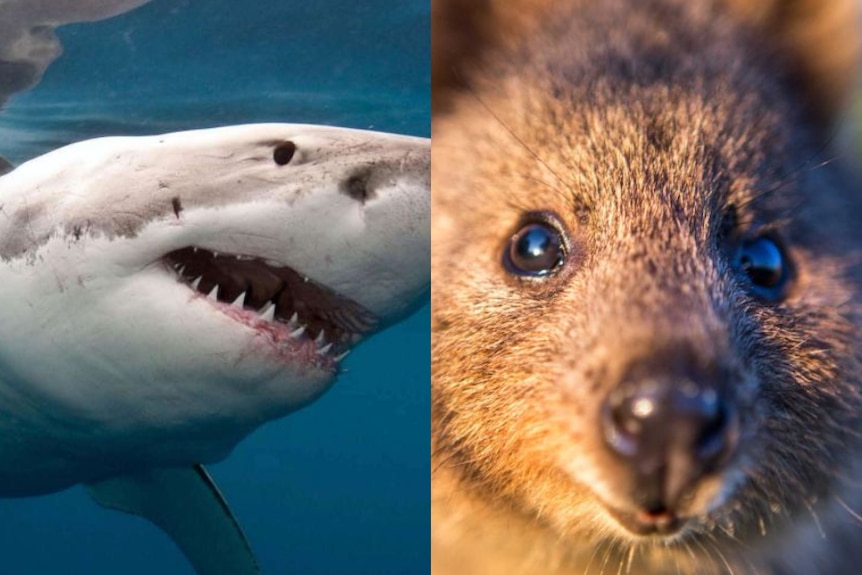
[0,123,429,573]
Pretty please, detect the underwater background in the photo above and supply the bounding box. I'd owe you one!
[0,1,429,573]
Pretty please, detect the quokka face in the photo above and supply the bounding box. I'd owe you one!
[432,0,862,573]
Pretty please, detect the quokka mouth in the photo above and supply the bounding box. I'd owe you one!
[605,505,688,538]
[163,247,378,359]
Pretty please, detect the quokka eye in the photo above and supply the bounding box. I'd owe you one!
[735,235,791,301]
[503,217,566,277]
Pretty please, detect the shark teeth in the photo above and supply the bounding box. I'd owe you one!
[231,292,246,308]
[258,302,275,322]
[289,325,306,339]
[165,245,378,361]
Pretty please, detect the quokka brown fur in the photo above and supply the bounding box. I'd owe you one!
[431,0,862,573]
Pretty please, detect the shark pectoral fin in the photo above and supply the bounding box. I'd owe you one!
[86,464,259,575]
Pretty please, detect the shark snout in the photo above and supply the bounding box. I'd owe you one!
[159,126,429,324]
[337,150,430,207]
[0,123,429,337]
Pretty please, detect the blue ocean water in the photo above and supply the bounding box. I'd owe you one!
[0,1,429,574]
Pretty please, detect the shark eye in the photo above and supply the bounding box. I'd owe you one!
[503,216,566,277]
[273,141,297,165]
[735,235,791,301]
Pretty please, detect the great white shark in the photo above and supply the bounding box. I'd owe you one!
[0,123,429,574]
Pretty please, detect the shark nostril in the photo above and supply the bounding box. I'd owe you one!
[343,172,373,203]
[273,141,297,166]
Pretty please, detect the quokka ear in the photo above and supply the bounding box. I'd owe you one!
[432,0,491,112]
[722,0,861,135]
[432,0,556,112]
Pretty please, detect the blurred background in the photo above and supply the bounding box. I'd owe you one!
[0,1,430,573]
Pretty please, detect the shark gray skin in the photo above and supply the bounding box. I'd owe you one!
[0,0,155,107]
[0,123,429,574]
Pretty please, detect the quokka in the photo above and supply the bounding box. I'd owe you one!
[432,0,862,573]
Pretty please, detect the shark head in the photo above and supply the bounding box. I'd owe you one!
[0,124,429,491]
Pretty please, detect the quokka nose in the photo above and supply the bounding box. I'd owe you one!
[601,355,739,511]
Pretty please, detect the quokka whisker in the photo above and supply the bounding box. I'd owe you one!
[432,0,862,573]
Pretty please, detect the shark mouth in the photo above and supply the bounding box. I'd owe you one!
[163,247,378,365]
